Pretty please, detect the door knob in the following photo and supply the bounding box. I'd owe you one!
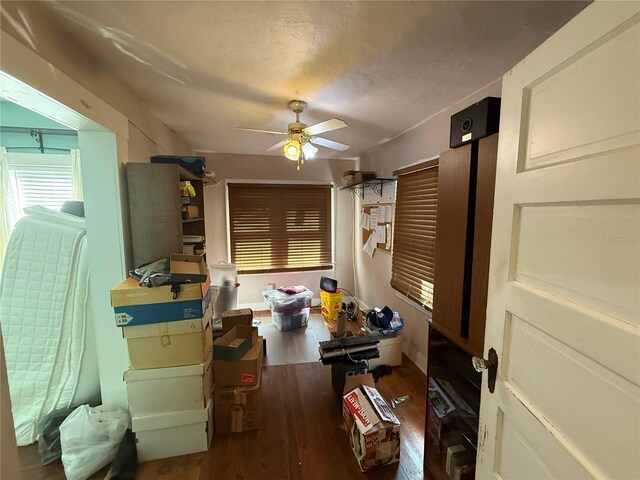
[472,347,498,393]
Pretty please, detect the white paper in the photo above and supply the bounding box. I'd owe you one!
[363,234,375,258]
[370,208,379,230]
[374,226,386,244]
[385,224,392,249]
[359,211,370,230]
[379,205,392,223]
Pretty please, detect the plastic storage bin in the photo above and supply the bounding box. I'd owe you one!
[263,287,313,313]
[272,307,310,331]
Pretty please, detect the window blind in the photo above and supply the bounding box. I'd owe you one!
[390,160,439,309]
[10,167,74,212]
[228,183,333,274]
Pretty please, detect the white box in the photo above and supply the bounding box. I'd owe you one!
[132,398,214,462]
[368,335,403,369]
[124,352,213,416]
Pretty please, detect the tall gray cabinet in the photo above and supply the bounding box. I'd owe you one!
[125,163,186,268]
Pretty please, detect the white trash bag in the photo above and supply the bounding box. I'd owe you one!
[59,405,130,480]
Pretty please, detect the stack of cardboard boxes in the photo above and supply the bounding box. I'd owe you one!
[110,255,214,462]
[213,308,264,433]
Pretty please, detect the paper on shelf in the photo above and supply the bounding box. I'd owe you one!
[374,226,385,244]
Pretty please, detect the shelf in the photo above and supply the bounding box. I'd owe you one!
[341,177,396,199]
[178,167,204,182]
[182,217,204,223]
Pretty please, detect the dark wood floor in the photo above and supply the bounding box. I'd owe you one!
[18,357,426,480]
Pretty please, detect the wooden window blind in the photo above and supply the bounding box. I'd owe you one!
[228,183,333,274]
[390,159,439,309]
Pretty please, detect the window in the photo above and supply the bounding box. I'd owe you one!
[390,159,439,309]
[5,153,75,229]
[228,183,333,274]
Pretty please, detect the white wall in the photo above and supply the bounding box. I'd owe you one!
[355,80,502,372]
[0,4,194,412]
[203,153,356,306]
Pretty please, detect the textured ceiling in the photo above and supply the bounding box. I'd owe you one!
[29,1,588,158]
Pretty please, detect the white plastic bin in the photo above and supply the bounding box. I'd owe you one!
[272,307,310,331]
[209,262,238,319]
[263,288,313,313]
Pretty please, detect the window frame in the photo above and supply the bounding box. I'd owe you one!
[225,179,335,275]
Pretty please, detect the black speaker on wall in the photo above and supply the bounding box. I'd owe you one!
[450,97,501,148]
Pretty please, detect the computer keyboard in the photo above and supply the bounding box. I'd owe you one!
[319,330,397,351]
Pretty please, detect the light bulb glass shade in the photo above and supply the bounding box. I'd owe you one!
[283,139,300,160]
[301,142,318,159]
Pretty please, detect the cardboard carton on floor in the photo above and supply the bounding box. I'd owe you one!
[111,276,211,327]
[342,374,401,472]
[123,307,213,369]
[214,374,261,433]
[214,335,263,387]
[132,396,214,462]
[213,325,258,361]
[124,351,214,415]
[221,308,253,334]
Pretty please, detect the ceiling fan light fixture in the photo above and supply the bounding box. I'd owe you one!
[301,142,318,159]
[283,138,300,160]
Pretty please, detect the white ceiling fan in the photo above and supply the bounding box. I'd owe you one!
[237,100,349,169]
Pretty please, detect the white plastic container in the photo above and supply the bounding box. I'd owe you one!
[124,353,213,416]
[210,262,239,319]
[263,288,313,313]
[272,307,310,331]
[132,398,214,462]
[368,335,403,368]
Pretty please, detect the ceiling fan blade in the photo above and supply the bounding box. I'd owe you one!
[312,137,350,151]
[266,139,290,152]
[303,118,347,136]
[237,127,289,135]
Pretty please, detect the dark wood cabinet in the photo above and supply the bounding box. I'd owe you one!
[425,134,498,480]
[431,134,498,358]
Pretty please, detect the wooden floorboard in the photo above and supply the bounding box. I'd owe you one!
[134,357,426,480]
[18,324,426,480]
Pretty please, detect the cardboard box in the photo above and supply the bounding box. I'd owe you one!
[186,205,200,219]
[213,325,258,361]
[111,277,211,327]
[124,352,214,415]
[170,253,208,283]
[221,308,253,334]
[111,276,210,306]
[342,374,401,472]
[353,171,376,184]
[214,376,261,433]
[124,308,213,369]
[214,336,263,387]
[132,397,214,462]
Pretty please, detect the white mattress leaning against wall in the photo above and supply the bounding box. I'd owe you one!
[0,206,99,445]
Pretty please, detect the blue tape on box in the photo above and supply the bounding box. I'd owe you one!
[114,289,211,327]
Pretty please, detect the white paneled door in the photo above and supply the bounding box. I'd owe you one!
[477,2,640,479]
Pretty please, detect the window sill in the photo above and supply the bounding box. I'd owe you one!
[238,267,335,276]
[394,291,432,319]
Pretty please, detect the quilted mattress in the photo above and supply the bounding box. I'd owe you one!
[0,206,99,445]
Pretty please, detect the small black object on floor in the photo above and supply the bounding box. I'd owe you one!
[370,364,393,382]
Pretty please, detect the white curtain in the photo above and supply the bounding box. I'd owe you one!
[0,147,18,271]
[71,149,83,201]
